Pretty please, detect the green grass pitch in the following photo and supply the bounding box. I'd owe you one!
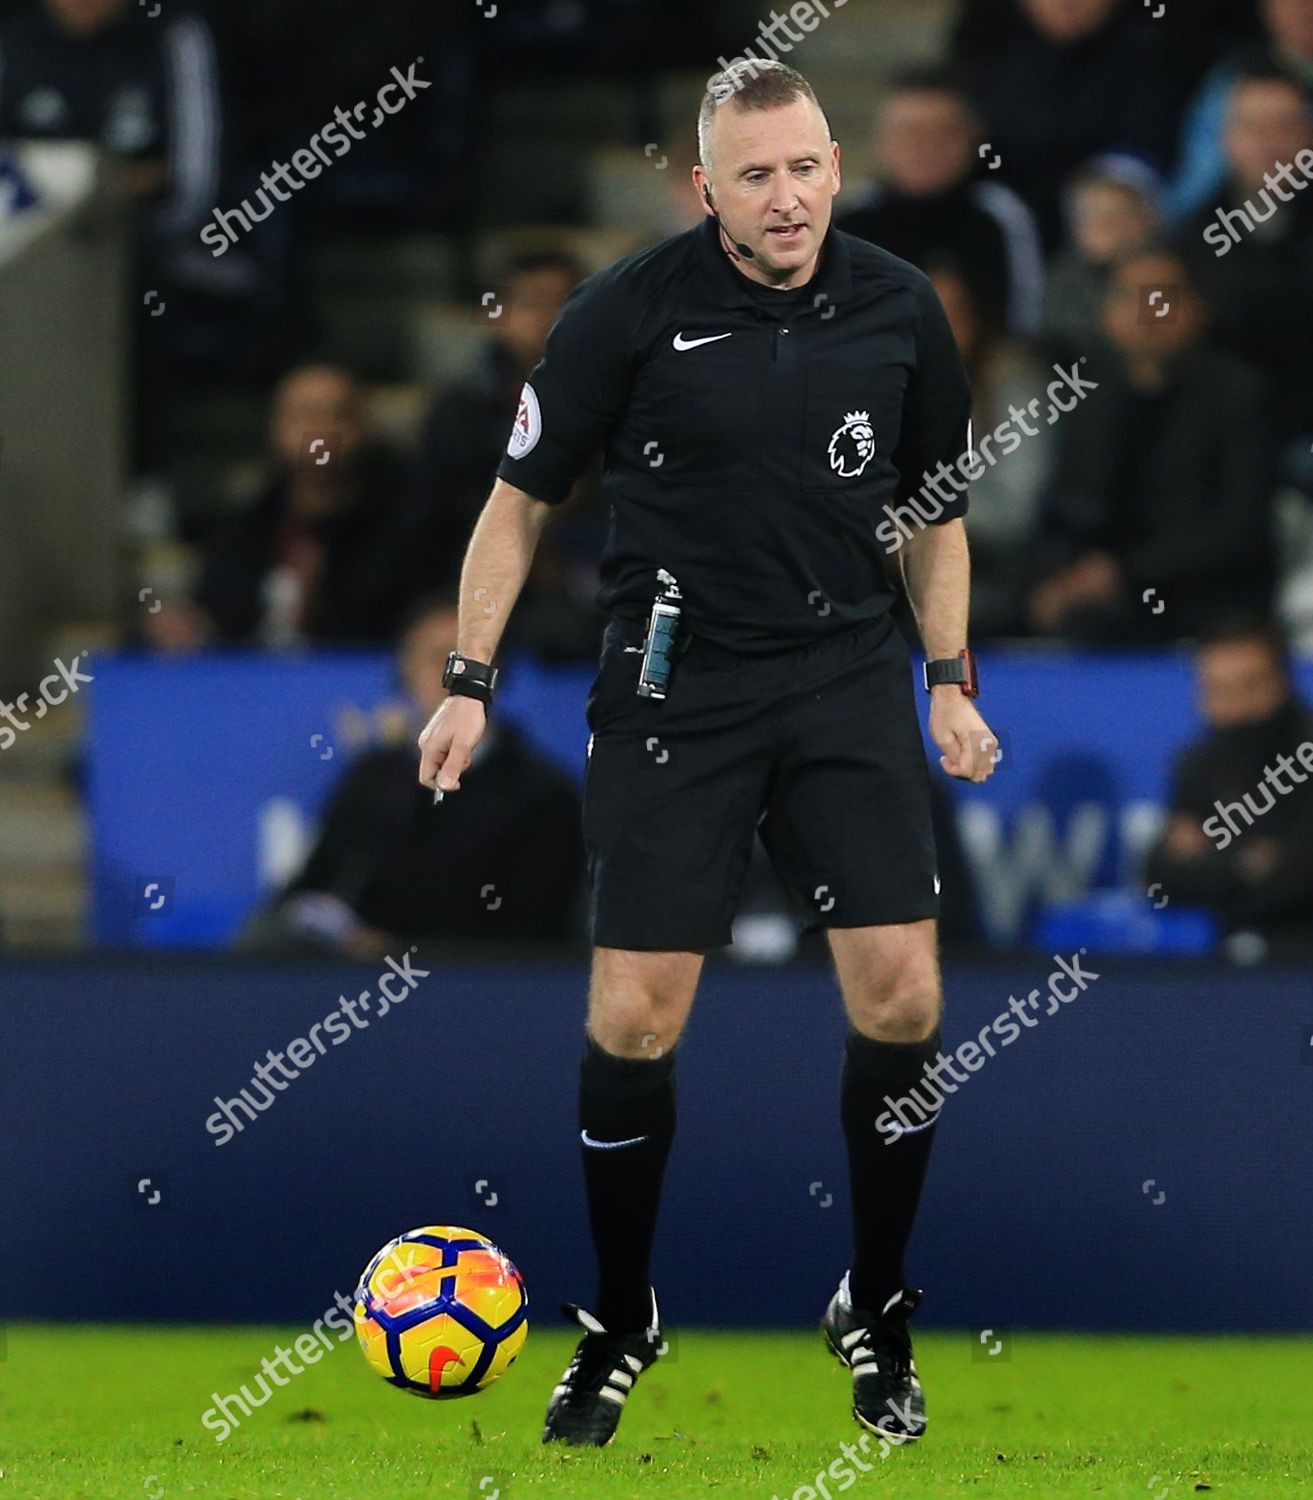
[2,1324,1310,1498]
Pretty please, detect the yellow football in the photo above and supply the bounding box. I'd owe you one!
[352,1225,528,1396]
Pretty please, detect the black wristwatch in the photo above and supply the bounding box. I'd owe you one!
[442,652,498,707]
[922,648,979,698]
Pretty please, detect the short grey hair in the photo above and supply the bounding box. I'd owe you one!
[697,59,830,169]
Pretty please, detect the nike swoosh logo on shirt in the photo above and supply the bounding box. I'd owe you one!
[581,1129,650,1149]
[673,331,732,351]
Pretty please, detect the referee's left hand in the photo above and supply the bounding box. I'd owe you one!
[929,693,1001,784]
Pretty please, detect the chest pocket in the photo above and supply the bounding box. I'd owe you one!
[624,331,769,486]
[802,357,907,493]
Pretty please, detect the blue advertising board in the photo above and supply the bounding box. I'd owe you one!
[85,650,594,948]
[1,958,1309,1332]
[85,649,1313,950]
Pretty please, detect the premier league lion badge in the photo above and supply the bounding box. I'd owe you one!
[827,410,876,478]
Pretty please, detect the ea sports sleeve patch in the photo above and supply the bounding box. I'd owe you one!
[507,382,542,460]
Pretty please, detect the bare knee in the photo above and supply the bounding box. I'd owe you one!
[851,967,940,1042]
[586,947,703,1058]
[830,923,941,1043]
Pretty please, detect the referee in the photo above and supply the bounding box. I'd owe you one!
[418,59,1000,1447]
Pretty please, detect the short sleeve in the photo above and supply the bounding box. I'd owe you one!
[891,274,974,522]
[495,268,641,505]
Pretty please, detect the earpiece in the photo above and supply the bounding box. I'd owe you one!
[701,181,755,261]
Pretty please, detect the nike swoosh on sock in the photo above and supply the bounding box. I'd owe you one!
[580,1129,650,1149]
[878,1108,942,1141]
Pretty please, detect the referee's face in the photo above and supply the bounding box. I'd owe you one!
[696,97,841,286]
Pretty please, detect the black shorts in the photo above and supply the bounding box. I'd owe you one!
[581,612,939,950]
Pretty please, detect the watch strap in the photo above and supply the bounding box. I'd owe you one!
[922,649,979,698]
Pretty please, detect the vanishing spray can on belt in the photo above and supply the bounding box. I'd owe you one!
[637,569,683,699]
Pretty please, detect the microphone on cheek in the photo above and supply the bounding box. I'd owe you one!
[702,183,755,261]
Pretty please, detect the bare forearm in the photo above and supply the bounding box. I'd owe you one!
[899,517,971,659]
[457,479,553,661]
[902,518,998,784]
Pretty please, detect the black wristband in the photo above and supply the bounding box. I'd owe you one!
[442,652,497,707]
[446,677,493,707]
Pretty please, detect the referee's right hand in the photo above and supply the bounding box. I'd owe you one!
[417,696,487,794]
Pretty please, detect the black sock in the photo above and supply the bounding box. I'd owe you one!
[841,1026,942,1312]
[579,1035,676,1334]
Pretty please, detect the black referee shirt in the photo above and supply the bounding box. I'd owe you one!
[497,216,971,655]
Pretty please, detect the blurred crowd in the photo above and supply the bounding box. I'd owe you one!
[845,0,1313,645]
[4,0,1312,954]
[3,0,1309,656]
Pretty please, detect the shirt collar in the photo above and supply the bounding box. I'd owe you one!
[694,214,853,316]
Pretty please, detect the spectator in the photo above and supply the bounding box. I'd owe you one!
[837,65,1044,335]
[1277,504,1313,655]
[203,0,464,225]
[0,0,251,457]
[0,0,221,232]
[416,250,585,571]
[960,0,1180,248]
[1028,247,1277,640]
[1145,615,1313,957]
[411,250,607,661]
[1043,155,1161,359]
[240,592,586,956]
[929,260,1053,636]
[0,0,334,427]
[147,365,419,649]
[949,0,1034,63]
[1179,64,1313,452]
[953,0,1263,101]
[489,0,761,70]
[1168,0,1313,222]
